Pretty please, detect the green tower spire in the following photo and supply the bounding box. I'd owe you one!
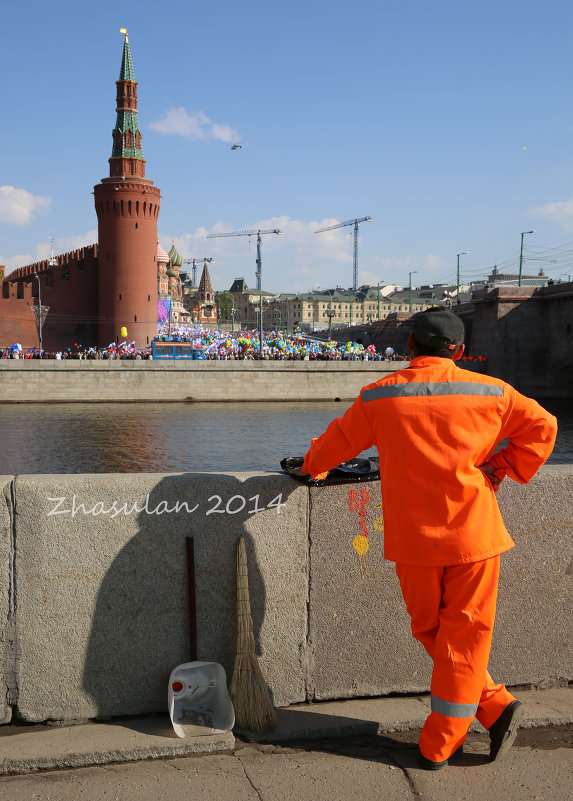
[119,29,135,82]
[111,29,144,162]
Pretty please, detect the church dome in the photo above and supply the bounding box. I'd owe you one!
[157,240,170,263]
[169,243,183,268]
[166,266,177,278]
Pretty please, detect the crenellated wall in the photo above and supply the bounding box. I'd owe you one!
[0,467,571,725]
[0,246,99,350]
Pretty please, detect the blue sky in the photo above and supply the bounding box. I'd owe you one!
[2,0,573,293]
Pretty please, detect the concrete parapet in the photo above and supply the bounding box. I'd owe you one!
[2,466,572,724]
[307,482,426,700]
[0,477,14,724]
[307,467,573,700]
[493,466,573,686]
[0,361,404,403]
[12,473,308,722]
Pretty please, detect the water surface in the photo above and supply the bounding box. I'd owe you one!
[0,399,569,474]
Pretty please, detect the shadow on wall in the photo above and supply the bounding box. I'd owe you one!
[82,473,300,718]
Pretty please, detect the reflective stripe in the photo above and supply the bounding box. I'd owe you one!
[431,694,479,718]
[362,382,504,402]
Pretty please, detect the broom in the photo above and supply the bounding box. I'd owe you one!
[229,537,278,733]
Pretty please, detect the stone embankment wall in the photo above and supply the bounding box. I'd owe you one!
[0,468,571,725]
[0,361,405,403]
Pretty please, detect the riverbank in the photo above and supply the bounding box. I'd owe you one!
[1,468,571,726]
[0,360,405,403]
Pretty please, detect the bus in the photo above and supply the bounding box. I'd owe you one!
[151,341,207,360]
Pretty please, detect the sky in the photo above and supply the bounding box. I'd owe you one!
[2,0,573,293]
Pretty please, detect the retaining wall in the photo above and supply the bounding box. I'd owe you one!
[0,361,403,403]
[0,467,571,724]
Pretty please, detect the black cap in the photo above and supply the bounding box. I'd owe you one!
[413,309,464,350]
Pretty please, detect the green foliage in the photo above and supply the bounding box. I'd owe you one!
[217,291,234,321]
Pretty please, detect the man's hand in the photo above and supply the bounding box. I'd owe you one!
[290,466,329,480]
[478,461,504,492]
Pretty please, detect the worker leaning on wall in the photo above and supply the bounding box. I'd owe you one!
[298,307,557,771]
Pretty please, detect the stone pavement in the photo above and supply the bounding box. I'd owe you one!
[0,688,570,800]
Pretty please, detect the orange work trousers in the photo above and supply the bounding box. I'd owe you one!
[395,556,516,763]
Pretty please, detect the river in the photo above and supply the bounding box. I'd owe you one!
[0,399,570,474]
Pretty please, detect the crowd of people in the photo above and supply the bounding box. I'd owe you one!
[0,342,152,360]
[0,325,407,361]
[154,325,406,360]
[1,324,486,362]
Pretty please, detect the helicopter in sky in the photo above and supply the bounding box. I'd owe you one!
[231,143,242,150]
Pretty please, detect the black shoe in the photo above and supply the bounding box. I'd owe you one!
[489,700,525,761]
[419,744,463,771]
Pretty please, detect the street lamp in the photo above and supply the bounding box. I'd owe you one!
[34,274,43,354]
[307,290,316,333]
[377,280,385,320]
[561,273,572,283]
[231,303,237,334]
[518,231,535,287]
[408,270,418,312]
[255,272,263,354]
[456,252,469,304]
[318,287,336,340]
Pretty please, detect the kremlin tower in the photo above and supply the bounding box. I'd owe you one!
[94,30,161,347]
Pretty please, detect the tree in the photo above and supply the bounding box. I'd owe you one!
[216,291,234,322]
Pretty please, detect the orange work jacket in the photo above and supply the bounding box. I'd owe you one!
[302,356,557,566]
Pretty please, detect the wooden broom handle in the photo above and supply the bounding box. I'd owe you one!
[186,536,198,662]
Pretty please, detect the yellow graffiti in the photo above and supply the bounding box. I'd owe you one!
[374,516,384,532]
[353,534,369,580]
[353,534,369,556]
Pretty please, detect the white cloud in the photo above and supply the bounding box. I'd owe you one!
[163,218,452,293]
[532,198,573,230]
[149,107,239,144]
[32,231,97,263]
[359,270,387,287]
[0,186,51,226]
[49,231,98,256]
[1,231,98,276]
[423,253,448,271]
[0,254,35,275]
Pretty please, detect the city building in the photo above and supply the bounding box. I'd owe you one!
[224,283,440,333]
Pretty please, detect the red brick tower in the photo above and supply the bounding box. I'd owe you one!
[94,30,160,347]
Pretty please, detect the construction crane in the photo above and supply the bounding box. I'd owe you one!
[182,257,213,287]
[207,228,282,351]
[314,216,372,291]
[206,228,282,290]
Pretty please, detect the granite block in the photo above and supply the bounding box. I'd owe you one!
[13,473,308,722]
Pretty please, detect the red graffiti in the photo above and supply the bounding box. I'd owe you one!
[349,488,370,537]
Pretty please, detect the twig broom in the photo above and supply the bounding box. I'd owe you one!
[229,537,278,733]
